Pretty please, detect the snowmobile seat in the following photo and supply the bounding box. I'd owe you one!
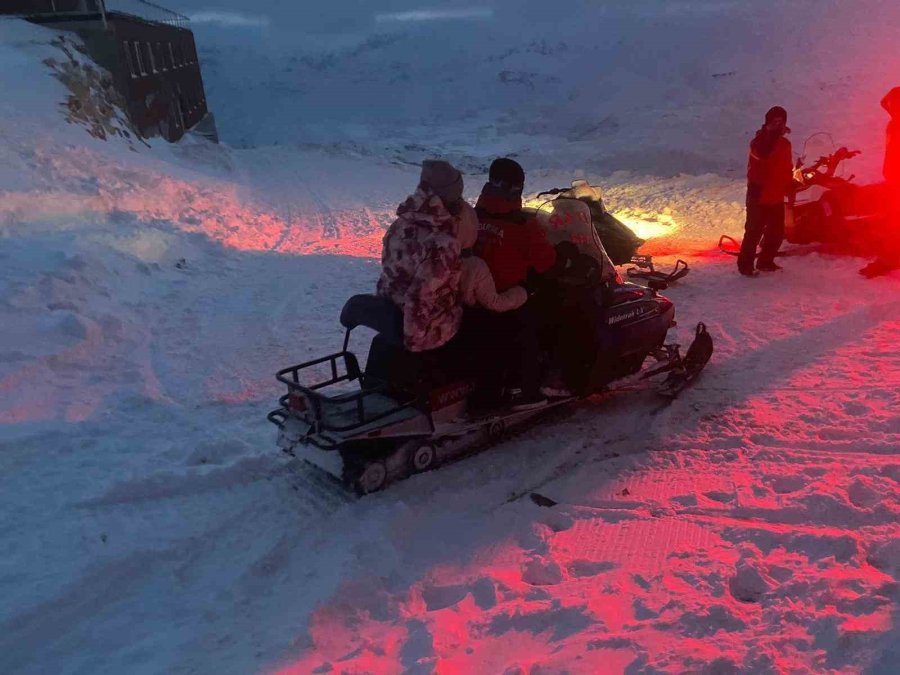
[338,295,418,391]
[340,294,403,346]
[336,294,457,396]
[605,285,647,307]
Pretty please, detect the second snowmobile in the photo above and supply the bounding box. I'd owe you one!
[785,143,889,255]
[269,195,713,495]
[720,133,892,260]
[529,180,690,285]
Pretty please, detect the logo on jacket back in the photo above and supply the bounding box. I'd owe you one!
[478,222,505,239]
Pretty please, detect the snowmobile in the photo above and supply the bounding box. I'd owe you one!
[268,195,713,496]
[786,141,890,255]
[529,180,690,285]
[719,133,891,259]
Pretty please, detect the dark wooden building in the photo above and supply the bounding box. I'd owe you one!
[2,0,217,142]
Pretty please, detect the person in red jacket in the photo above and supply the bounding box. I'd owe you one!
[473,158,557,410]
[859,87,900,278]
[738,106,795,275]
[475,158,557,290]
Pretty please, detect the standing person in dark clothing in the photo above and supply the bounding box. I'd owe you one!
[859,87,900,278]
[738,106,795,276]
[475,157,557,410]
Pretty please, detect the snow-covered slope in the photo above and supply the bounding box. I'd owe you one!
[183,0,900,180]
[1,5,899,675]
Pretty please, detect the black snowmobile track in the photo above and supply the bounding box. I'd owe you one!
[281,453,357,506]
[289,399,581,500]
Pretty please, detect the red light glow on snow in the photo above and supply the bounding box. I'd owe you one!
[272,313,900,673]
[109,175,387,258]
[0,178,386,260]
[274,461,897,674]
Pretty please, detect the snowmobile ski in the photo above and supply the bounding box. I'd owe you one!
[653,322,713,397]
[718,234,740,257]
[718,234,827,260]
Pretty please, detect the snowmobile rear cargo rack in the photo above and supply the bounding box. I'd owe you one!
[271,351,420,435]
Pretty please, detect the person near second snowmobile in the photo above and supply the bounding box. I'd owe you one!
[737,106,796,275]
[859,87,900,278]
[475,157,557,410]
[377,159,465,352]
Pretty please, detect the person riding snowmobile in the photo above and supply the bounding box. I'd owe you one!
[475,158,557,291]
[475,158,557,410]
[859,87,900,278]
[377,160,464,352]
[738,106,796,275]
[453,201,529,411]
[456,201,528,311]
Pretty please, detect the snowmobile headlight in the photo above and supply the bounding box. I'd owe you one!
[614,212,680,241]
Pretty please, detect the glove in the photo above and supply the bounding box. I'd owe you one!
[523,268,542,295]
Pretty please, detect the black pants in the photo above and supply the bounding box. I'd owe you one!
[537,286,595,393]
[738,202,785,271]
[461,302,542,399]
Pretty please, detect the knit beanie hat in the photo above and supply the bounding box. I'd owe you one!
[765,106,787,124]
[419,160,464,205]
[488,157,525,191]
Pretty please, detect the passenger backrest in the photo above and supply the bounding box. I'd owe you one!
[340,294,403,344]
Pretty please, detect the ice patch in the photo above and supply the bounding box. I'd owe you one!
[487,603,595,642]
[522,557,564,586]
[567,560,617,578]
[866,539,900,576]
[729,560,770,603]
[421,583,468,611]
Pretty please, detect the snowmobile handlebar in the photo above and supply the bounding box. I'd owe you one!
[794,146,861,189]
[535,187,569,198]
[798,146,860,175]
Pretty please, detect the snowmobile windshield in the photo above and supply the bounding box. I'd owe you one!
[569,179,603,204]
[530,197,617,283]
[800,132,836,167]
